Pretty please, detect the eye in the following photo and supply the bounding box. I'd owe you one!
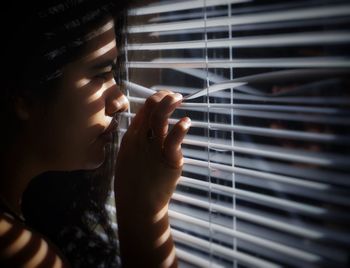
[95,72,111,81]
[94,63,117,82]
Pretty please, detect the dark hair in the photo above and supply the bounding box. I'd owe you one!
[0,0,129,267]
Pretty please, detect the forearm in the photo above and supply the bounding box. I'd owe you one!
[116,199,178,268]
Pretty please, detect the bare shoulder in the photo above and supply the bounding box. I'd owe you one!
[0,211,70,268]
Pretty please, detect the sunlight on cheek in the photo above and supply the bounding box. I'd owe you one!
[87,77,115,104]
[89,86,104,103]
[104,77,115,89]
[76,77,90,88]
[75,76,116,129]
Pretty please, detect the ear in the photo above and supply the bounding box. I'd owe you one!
[14,96,30,120]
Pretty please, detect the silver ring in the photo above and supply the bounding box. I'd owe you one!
[147,128,167,141]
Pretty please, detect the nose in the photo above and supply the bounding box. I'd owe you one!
[105,85,129,116]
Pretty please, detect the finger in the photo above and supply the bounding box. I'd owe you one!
[149,93,183,145]
[140,90,172,131]
[128,90,170,131]
[162,117,191,169]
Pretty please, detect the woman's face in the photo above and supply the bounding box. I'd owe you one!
[30,19,129,171]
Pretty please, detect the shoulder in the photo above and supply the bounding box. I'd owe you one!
[0,211,70,268]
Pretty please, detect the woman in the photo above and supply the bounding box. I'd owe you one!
[0,1,191,267]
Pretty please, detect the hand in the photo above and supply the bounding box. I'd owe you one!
[115,90,191,218]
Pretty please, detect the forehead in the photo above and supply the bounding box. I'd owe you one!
[80,18,118,64]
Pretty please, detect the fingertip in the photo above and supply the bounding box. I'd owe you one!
[181,117,191,130]
[173,93,183,102]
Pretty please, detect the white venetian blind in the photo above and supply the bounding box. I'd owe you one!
[119,0,350,267]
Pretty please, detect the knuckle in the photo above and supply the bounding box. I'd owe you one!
[160,93,182,109]
[145,95,159,107]
[162,94,176,104]
[146,90,171,107]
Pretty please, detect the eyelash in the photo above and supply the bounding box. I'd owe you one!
[95,64,117,81]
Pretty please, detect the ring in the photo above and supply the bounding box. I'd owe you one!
[146,128,167,141]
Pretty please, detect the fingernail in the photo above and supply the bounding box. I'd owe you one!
[183,117,191,129]
[173,93,183,101]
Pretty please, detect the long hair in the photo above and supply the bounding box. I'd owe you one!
[0,0,129,266]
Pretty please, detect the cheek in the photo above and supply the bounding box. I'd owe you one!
[62,86,106,145]
[84,84,112,140]
[43,103,92,155]
[64,97,109,155]
[42,79,111,168]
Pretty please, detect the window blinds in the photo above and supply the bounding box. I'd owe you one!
[119,0,350,267]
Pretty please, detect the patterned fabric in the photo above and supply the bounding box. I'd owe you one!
[57,224,120,268]
[53,193,120,268]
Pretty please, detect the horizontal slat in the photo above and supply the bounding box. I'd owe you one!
[118,127,350,189]
[148,68,350,104]
[120,113,350,145]
[126,69,350,98]
[171,229,281,268]
[183,137,350,168]
[183,157,328,190]
[128,96,349,115]
[149,68,349,87]
[178,171,350,211]
[180,160,350,219]
[178,176,350,244]
[128,4,350,33]
[127,31,350,50]
[176,248,224,268]
[180,154,350,189]
[170,200,350,250]
[128,57,350,69]
[184,108,350,125]
[178,171,328,216]
[128,0,250,16]
[169,210,320,262]
[149,85,350,105]
[118,126,349,174]
[128,97,350,125]
[231,92,350,105]
[171,192,321,238]
[150,16,350,37]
